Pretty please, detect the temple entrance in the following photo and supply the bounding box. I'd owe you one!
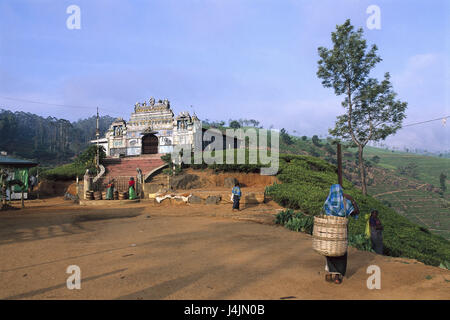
[142,134,159,154]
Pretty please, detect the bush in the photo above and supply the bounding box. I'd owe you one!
[74,145,106,168]
[324,143,336,155]
[229,120,241,129]
[348,234,374,252]
[275,210,314,234]
[41,145,105,180]
[275,209,295,225]
[163,149,269,174]
[312,135,322,147]
[371,155,381,163]
[41,163,86,180]
[280,128,293,145]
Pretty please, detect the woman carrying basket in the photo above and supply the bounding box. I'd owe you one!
[323,184,359,284]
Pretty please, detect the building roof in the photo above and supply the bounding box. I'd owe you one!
[0,155,38,167]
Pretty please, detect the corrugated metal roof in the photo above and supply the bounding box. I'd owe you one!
[0,155,38,167]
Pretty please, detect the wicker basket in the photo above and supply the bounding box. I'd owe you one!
[118,192,128,200]
[312,215,348,257]
[93,191,102,200]
[85,191,94,200]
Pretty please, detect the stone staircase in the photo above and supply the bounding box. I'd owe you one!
[102,154,166,183]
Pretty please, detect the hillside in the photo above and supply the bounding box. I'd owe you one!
[0,108,115,165]
[359,146,449,190]
[351,146,450,240]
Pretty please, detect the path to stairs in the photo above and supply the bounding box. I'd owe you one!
[102,154,165,182]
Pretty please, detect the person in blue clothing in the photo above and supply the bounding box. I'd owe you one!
[231,182,242,212]
[323,184,359,284]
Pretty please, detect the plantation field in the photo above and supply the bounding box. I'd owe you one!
[369,185,450,240]
[362,146,450,192]
[339,146,450,240]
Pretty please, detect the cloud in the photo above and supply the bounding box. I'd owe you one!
[382,122,449,152]
[393,53,441,89]
[240,96,343,136]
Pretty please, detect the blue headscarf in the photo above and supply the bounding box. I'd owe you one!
[324,184,355,217]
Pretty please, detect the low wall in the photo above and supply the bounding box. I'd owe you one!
[150,190,267,205]
[79,199,140,206]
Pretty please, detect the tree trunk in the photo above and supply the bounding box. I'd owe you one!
[358,145,367,195]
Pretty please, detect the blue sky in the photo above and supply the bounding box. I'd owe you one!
[0,0,449,152]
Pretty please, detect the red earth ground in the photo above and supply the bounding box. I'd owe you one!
[0,197,449,300]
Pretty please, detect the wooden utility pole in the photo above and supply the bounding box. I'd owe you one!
[337,143,343,187]
[76,175,79,198]
[96,107,100,169]
[37,166,40,200]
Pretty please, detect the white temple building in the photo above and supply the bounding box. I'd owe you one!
[91,97,201,157]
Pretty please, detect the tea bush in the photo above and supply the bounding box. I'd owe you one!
[282,211,314,234]
[41,145,105,180]
[161,149,267,174]
[348,234,374,252]
[41,163,86,181]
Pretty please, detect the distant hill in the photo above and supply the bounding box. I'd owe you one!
[356,146,450,188]
[0,108,115,165]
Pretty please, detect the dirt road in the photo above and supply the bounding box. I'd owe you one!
[0,198,449,299]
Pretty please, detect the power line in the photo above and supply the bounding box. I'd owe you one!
[1,95,448,128]
[402,116,449,127]
[0,96,123,117]
[0,96,96,110]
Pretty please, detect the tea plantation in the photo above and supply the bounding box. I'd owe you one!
[265,154,450,267]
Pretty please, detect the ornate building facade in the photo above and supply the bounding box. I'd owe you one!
[93,98,201,157]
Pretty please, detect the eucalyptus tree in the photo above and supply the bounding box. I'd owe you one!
[317,19,407,195]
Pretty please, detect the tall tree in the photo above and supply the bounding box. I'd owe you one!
[317,20,407,195]
[229,120,241,129]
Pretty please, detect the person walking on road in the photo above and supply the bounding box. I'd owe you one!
[231,182,242,212]
[323,184,359,284]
